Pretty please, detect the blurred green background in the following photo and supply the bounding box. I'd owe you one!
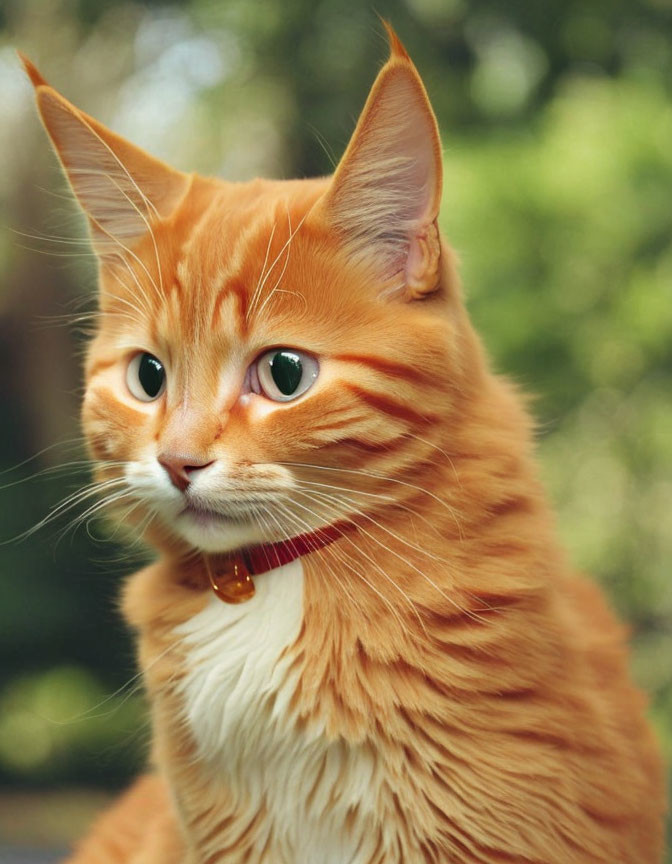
[0,0,670,855]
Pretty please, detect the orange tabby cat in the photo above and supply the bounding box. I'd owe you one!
[24,25,665,864]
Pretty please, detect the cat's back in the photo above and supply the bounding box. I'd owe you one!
[550,571,665,859]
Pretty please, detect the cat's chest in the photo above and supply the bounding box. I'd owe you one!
[175,559,381,863]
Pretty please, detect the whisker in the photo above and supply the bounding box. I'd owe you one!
[37,639,177,727]
[0,436,86,477]
[67,168,160,222]
[106,270,153,321]
[11,242,96,259]
[247,222,277,321]
[270,496,410,636]
[256,206,294,319]
[404,431,463,489]
[10,227,97,246]
[33,311,99,333]
[4,476,127,544]
[291,487,487,625]
[291,478,444,542]
[55,489,135,547]
[300,485,449,565]
[0,458,123,492]
[94,170,164,299]
[266,500,363,617]
[249,209,309,320]
[280,460,463,537]
[285,493,427,635]
[102,232,162,307]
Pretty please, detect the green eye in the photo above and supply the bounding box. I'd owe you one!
[257,349,319,402]
[126,352,166,402]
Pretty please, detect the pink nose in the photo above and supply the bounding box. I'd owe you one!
[158,454,214,492]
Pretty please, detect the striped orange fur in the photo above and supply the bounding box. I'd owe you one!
[24,25,665,864]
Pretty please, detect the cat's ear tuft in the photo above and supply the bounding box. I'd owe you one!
[380,20,411,62]
[321,26,443,301]
[22,57,190,256]
[18,52,48,88]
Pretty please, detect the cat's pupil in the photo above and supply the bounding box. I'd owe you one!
[138,353,164,397]
[270,351,302,395]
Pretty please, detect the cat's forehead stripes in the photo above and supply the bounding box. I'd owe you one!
[211,278,248,335]
[141,180,326,350]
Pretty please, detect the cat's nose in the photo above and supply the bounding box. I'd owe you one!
[158,454,214,493]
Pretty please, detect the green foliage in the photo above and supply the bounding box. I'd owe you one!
[0,666,145,784]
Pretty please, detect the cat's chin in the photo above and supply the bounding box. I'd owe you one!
[172,509,266,554]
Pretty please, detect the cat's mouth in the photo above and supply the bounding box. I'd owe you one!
[178,503,251,528]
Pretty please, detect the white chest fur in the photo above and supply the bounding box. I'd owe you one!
[175,559,384,864]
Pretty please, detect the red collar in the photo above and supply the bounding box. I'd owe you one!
[203,523,343,604]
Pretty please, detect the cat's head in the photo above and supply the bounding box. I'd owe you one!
[25,27,478,557]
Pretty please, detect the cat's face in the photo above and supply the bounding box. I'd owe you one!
[25,31,464,556]
[83,179,457,554]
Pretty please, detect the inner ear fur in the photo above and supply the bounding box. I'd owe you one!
[21,54,190,256]
[320,25,443,301]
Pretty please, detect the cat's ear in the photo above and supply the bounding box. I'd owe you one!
[20,54,189,256]
[321,25,443,301]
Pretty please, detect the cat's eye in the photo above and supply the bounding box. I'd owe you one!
[126,352,166,402]
[255,349,318,402]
